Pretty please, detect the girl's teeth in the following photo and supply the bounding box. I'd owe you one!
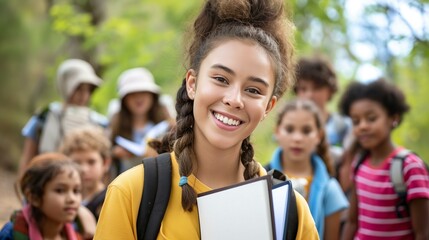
[214,113,240,126]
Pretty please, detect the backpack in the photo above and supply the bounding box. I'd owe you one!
[35,103,108,154]
[353,148,429,218]
[137,153,298,240]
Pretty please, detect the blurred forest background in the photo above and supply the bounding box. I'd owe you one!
[1,0,428,170]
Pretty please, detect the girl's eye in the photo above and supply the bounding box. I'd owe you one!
[55,188,65,194]
[246,87,261,95]
[367,115,377,122]
[302,127,312,135]
[213,76,228,84]
[285,126,294,133]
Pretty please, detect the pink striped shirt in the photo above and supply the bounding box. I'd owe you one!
[353,148,429,240]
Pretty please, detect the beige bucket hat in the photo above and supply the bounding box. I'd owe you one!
[56,59,102,100]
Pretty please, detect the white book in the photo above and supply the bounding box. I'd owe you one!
[197,175,293,240]
[197,176,274,240]
[115,136,146,156]
[272,181,291,240]
[114,121,170,156]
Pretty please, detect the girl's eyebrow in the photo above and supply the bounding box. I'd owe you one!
[211,64,269,87]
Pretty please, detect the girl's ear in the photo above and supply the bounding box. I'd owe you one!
[26,191,41,207]
[263,96,277,120]
[186,69,197,100]
[391,114,400,128]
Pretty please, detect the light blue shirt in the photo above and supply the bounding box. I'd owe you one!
[266,148,349,239]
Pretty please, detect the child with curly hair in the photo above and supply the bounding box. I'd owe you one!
[340,78,429,239]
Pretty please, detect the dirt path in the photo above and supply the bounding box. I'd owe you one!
[0,167,21,227]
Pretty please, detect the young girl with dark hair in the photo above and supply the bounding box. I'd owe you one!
[95,0,318,239]
[340,78,429,240]
[0,153,85,240]
[265,99,348,240]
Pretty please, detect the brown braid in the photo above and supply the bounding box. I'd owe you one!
[240,137,260,180]
[173,79,198,211]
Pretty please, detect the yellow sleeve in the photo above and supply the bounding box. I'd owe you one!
[93,185,136,239]
[295,190,320,240]
[94,166,144,240]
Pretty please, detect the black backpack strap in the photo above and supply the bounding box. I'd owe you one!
[137,153,172,240]
[85,188,107,220]
[267,169,298,240]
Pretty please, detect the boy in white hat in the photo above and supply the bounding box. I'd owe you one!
[108,67,173,175]
[19,59,108,177]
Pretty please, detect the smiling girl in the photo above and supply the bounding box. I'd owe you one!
[265,99,348,240]
[0,153,84,240]
[94,0,318,239]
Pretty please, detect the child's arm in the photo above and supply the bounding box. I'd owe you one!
[409,198,429,240]
[324,211,342,240]
[341,184,358,240]
[76,205,96,240]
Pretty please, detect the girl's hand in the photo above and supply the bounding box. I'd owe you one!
[112,145,134,159]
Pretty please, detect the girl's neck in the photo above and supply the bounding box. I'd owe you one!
[39,218,65,240]
[132,115,148,128]
[193,141,244,189]
[369,139,396,165]
[83,182,105,202]
[282,152,313,178]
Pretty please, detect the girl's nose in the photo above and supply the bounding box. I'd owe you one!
[222,86,244,109]
[357,120,369,130]
[66,190,80,203]
[291,132,304,141]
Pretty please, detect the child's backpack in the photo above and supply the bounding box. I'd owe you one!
[353,149,429,218]
[35,103,107,153]
[137,153,298,240]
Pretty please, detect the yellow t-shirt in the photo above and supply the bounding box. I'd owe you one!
[94,152,319,239]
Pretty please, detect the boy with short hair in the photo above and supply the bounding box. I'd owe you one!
[60,126,111,221]
[294,56,353,166]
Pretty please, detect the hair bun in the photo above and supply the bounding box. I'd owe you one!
[215,0,250,21]
[214,0,283,27]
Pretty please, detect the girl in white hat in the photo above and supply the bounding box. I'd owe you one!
[109,68,173,175]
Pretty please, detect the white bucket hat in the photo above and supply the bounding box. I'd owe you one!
[56,59,102,100]
[117,67,161,99]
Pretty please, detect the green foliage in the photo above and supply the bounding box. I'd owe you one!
[51,3,94,37]
[49,0,200,114]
